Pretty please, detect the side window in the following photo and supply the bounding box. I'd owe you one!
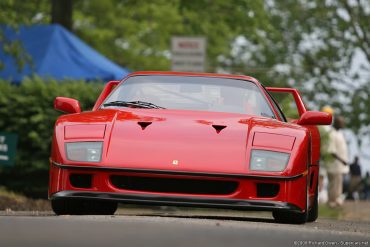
[268,92,299,121]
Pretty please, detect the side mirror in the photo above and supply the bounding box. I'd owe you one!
[54,97,81,114]
[296,111,332,125]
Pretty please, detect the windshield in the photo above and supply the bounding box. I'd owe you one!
[102,75,275,118]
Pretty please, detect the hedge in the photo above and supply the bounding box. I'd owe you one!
[0,77,103,198]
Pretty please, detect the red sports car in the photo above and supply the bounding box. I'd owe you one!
[49,71,331,224]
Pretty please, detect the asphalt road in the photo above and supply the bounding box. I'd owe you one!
[0,210,369,247]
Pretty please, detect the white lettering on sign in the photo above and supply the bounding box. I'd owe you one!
[0,136,5,143]
[171,36,206,72]
[0,155,9,161]
[0,144,8,152]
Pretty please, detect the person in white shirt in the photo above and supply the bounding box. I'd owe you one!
[326,116,349,208]
[318,106,335,204]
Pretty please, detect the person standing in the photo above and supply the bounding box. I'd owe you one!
[326,116,349,208]
[362,172,370,200]
[318,106,335,204]
[348,156,362,200]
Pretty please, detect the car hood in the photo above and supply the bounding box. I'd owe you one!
[57,108,307,174]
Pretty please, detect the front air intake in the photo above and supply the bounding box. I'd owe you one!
[256,183,280,198]
[110,175,238,195]
[69,174,93,189]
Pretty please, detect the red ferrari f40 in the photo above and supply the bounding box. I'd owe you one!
[49,72,331,224]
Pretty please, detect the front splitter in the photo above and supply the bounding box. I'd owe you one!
[51,190,302,212]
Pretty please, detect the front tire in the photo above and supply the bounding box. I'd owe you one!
[51,199,117,215]
[307,183,319,222]
[272,210,307,224]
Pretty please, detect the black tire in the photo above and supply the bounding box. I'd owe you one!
[307,183,319,222]
[51,199,117,215]
[272,210,307,224]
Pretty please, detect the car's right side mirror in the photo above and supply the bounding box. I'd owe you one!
[296,111,332,125]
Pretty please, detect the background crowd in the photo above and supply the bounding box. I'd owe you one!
[318,106,370,207]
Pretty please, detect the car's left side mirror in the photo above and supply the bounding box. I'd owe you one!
[296,111,332,125]
[54,97,81,114]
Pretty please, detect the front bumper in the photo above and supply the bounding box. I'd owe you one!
[51,190,302,212]
[49,161,308,212]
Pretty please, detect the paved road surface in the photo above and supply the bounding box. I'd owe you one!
[0,210,369,247]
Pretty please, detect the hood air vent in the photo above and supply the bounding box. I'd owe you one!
[212,124,227,133]
[138,121,152,130]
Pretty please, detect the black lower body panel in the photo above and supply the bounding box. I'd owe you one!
[51,190,301,212]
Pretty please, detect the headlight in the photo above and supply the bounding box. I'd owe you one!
[65,142,103,162]
[250,150,290,172]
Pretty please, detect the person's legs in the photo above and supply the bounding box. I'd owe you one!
[348,177,356,199]
[318,174,328,204]
[328,173,343,207]
[351,176,362,200]
[334,173,343,205]
[327,173,336,207]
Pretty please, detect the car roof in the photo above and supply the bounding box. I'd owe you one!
[125,71,261,85]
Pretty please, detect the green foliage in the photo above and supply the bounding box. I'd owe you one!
[269,92,300,120]
[72,0,272,72]
[0,0,50,69]
[347,83,370,137]
[1,1,370,136]
[318,204,342,219]
[0,77,102,169]
[266,0,370,135]
[0,78,103,197]
[318,126,333,168]
[0,0,50,25]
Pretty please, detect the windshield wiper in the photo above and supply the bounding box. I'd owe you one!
[103,100,166,109]
[261,112,276,119]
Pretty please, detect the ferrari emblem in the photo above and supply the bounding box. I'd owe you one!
[172,160,179,165]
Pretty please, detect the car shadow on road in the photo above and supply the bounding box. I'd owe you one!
[131,213,276,223]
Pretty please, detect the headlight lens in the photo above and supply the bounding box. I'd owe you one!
[65,142,103,162]
[250,150,290,172]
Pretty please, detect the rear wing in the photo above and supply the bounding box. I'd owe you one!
[266,87,307,117]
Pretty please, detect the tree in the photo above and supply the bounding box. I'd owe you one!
[267,0,370,135]
[3,0,369,135]
[0,0,50,70]
[51,0,73,30]
[0,0,75,69]
[227,0,370,135]
[72,0,273,71]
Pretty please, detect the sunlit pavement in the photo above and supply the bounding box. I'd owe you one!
[0,208,369,247]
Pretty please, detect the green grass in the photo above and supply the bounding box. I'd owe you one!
[318,204,343,219]
[0,186,27,202]
[0,186,51,211]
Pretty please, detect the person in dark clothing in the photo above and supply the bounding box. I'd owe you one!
[347,156,362,200]
[362,172,370,200]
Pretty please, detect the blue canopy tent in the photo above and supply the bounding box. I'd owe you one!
[0,24,130,84]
